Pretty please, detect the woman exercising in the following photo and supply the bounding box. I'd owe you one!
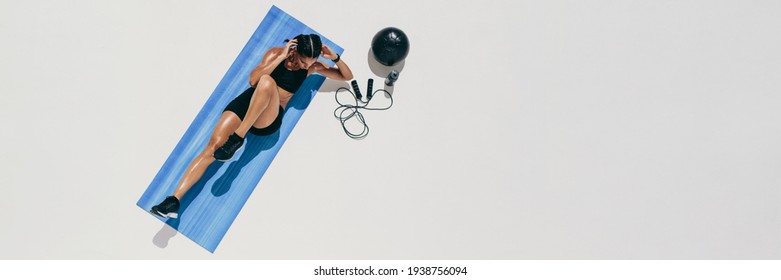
[151,34,353,218]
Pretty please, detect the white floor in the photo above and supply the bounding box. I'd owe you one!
[1,0,780,259]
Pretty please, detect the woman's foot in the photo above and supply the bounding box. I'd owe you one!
[150,196,180,219]
[214,133,245,161]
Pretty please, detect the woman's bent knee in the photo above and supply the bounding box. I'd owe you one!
[257,74,276,91]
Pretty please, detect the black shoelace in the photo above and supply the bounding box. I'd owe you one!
[223,135,242,152]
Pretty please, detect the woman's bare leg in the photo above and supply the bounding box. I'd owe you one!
[235,74,280,137]
[172,111,242,199]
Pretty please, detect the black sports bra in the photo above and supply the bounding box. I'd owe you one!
[270,61,308,93]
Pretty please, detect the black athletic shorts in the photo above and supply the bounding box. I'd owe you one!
[223,87,284,136]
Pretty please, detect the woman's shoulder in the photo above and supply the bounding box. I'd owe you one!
[305,61,323,75]
[263,47,285,59]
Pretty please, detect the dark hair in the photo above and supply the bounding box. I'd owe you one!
[285,34,322,58]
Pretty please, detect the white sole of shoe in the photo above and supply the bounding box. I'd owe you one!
[152,209,178,219]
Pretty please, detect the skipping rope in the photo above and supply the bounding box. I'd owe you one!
[333,81,393,139]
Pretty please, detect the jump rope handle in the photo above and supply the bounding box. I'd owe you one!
[351,80,362,100]
[366,78,374,100]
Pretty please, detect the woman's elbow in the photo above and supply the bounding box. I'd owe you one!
[342,74,354,81]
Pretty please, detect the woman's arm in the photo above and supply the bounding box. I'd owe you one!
[311,45,353,81]
[249,48,285,87]
[249,39,297,87]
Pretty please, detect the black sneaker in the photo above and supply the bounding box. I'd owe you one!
[150,196,180,219]
[214,133,245,161]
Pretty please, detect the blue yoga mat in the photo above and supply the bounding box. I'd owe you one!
[136,5,343,253]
